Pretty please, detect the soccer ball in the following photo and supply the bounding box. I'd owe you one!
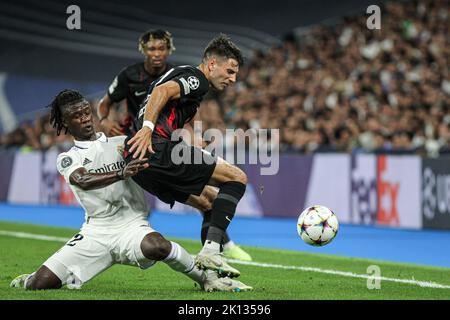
[297,205,339,246]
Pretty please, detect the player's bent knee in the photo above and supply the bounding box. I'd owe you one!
[225,164,247,185]
[233,168,248,185]
[140,232,171,261]
[241,171,248,185]
[219,164,247,185]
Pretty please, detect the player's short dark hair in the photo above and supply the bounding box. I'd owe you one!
[203,34,244,66]
[49,89,86,136]
[138,29,175,54]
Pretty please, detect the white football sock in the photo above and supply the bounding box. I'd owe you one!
[199,240,221,255]
[163,241,205,284]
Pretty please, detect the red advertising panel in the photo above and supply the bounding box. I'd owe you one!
[377,155,421,229]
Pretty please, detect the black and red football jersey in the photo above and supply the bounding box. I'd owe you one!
[134,65,210,142]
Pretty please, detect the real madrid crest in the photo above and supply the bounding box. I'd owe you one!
[61,156,73,168]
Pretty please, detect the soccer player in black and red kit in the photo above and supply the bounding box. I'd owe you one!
[99,31,252,262]
[126,35,250,277]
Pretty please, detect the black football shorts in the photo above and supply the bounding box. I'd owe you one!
[124,138,217,207]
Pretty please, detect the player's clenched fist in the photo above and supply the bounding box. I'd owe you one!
[117,158,149,179]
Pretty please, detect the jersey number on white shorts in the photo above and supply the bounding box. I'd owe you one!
[66,234,84,247]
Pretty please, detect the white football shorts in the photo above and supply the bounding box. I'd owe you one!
[43,218,156,288]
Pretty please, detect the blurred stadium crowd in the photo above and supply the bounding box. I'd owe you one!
[1,0,449,157]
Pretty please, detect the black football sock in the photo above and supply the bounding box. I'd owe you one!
[205,226,224,245]
[202,211,231,252]
[201,210,212,245]
[203,210,231,246]
[222,232,231,245]
[205,181,246,244]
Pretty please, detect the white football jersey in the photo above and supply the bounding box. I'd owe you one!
[56,132,149,226]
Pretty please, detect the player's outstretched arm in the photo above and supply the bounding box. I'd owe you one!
[127,81,181,160]
[69,158,148,190]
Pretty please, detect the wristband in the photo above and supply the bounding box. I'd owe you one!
[142,120,155,131]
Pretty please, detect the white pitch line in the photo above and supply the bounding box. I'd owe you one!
[0,230,69,242]
[226,259,450,289]
[1,230,449,290]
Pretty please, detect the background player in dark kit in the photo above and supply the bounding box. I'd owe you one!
[97,29,175,136]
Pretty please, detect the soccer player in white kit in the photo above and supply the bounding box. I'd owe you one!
[10,89,252,292]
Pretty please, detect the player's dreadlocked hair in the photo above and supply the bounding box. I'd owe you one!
[203,34,244,67]
[49,89,85,136]
[138,29,175,54]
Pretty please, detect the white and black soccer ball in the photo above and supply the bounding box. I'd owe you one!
[297,205,339,246]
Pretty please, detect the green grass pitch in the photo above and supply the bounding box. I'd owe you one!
[1,221,449,300]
